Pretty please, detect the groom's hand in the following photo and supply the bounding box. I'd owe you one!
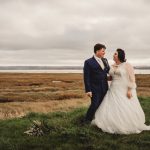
[86,92,92,98]
[107,75,112,81]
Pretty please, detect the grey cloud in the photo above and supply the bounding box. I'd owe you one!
[0,0,150,50]
[0,0,150,66]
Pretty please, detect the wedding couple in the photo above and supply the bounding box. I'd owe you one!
[83,43,150,134]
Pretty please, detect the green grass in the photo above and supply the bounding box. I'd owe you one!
[0,97,150,150]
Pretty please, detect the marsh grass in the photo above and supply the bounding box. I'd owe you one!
[0,73,149,119]
[0,73,149,102]
[0,73,84,102]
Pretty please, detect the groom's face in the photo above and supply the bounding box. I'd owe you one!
[96,48,105,58]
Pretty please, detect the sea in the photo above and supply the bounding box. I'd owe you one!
[0,66,149,74]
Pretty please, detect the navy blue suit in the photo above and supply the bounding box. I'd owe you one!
[83,56,110,121]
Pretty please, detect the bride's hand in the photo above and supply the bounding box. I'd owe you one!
[127,90,132,99]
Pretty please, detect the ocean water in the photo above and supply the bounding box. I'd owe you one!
[0,65,149,74]
[0,69,149,74]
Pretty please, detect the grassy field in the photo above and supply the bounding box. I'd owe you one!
[0,97,150,150]
[0,73,150,119]
[0,73,149,149]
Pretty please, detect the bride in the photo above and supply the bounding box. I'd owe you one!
[92,49,150,134]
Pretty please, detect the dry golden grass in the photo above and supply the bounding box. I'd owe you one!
[0,99,89,119]
[0,73,89,119]
[136,74,150,97]
[0,73,84,102]
[0,73,149,119]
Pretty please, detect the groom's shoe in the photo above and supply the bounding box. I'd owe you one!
[84,120,91,125]
[82,119,91,125]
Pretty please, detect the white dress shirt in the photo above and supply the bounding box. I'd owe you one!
[94,55,105,70]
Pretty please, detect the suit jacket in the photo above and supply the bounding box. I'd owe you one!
[83,56,110,95]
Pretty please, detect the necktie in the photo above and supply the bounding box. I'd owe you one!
[98,58,105,70]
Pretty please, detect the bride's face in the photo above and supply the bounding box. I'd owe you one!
[113,51,119,62]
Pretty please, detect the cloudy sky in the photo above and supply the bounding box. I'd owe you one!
[0,0,150,66]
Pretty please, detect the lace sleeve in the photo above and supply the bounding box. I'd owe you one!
[125,63,136,89]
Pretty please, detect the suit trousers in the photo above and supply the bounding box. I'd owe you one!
[85,91,107,121]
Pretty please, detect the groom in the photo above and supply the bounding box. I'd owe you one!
[83,43,110,123]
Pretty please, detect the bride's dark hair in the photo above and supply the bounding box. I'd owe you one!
[116,48,126,62]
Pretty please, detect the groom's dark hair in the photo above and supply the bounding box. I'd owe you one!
[94,43,106,53]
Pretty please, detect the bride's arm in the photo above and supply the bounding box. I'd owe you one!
[125,63,136,99]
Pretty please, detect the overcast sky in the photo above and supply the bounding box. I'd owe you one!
[0,0,150,66]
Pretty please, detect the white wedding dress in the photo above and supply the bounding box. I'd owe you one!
[92,62,150,134]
